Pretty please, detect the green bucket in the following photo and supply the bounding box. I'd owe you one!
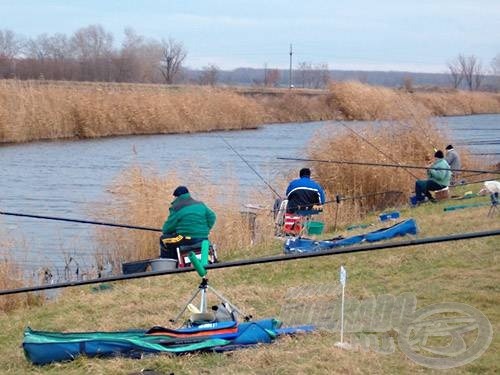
[305,221,324,235]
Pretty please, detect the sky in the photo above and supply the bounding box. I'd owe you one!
[1,0,499,73]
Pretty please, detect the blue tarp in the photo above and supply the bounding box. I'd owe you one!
[284,218,418,254]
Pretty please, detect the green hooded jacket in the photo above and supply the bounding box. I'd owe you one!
[427,158,451,187]
[162,193,216,238]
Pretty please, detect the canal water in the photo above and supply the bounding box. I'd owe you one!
[1,114,499,280]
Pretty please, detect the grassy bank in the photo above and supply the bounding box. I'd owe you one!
[1,80,500,144]
[0,184,498,374]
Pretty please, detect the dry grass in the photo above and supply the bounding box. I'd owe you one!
[308,116,483,229]
[0,231,44,312]
[326,81,500,120]
[326,81,432,120]
[414,90,500,116]
[0,189,498,373]
[91,166,277,272]
[2,80,500,144]
[0,80,267,143]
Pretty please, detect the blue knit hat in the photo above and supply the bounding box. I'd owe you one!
[173,186,189,197]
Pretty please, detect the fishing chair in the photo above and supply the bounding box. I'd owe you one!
[176,240,218,268]
[431,186,450,201]
[282,208,324,237]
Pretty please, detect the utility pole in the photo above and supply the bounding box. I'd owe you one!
[264,62,268,86]
[289,44,293,89]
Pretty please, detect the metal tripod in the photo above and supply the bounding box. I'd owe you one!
[488,193,498,217]
[170,277,248,324]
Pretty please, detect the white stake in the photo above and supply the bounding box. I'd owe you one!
[335,265,350,349]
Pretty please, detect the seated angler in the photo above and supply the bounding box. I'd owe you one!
[160,186,216,260]
[414,150,451,203]
[285,168,326,213]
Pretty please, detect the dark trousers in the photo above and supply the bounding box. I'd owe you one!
[415,180,446,201]
[159,233,204,259]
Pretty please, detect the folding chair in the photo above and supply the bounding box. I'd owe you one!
[176,241,217,268]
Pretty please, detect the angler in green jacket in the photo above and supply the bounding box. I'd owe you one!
[415,150,451,203]
[160,186,216,259]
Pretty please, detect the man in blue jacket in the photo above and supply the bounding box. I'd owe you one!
[285,168,326,213]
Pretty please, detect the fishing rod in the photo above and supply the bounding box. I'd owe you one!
[278,191,403,215]
[450,178,498,188]
[219,136,282,199]
[0,211,161,232]
[338,121,419,179]
[335,190,403,203]
[1,229,498,296]
[277,157,500,175]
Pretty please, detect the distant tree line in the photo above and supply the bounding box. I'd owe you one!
[1,25,499,91]
[0,25,189,84]
[447,53,500,91]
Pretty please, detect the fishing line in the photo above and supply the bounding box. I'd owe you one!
[277,157,500,175]
[338,121,419,179]
[1,229,498,296]
[219,136,282,199]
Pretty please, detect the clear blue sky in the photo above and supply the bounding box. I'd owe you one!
[1,0,499,73]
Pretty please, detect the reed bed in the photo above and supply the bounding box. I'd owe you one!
[0,80,267,143]
[91,166,277,272]
[414,90,500,116]
[0,233,43,312]
[308,116,481,229]
[326,81,431,120]
[257,92,336,123]
[327,81,500,120]
[2,80,500,144]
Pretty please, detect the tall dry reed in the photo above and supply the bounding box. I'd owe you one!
[326,81,431,120]
[308,116,481,228]
[91,166,276,272]
[0,80,267,143]
[0,233,43,312]
[3,80,500,145]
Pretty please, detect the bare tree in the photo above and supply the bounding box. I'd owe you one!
[297,62,330,88]
[0,29,23,77]
[312,63,330,88]
[491,53,500,90]
[199,64,219,86]
[159,38,187,84]
[0,29,23,58]
[115,27,144,82]
[265,68,280,87]
[447,58,464,89]
[403,76,414,92]
[492,53,500,75]
[297,61,312,88]
[458,54,483,91]
[70,24,115,81]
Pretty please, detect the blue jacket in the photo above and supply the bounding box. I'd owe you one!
[285,177,326,212]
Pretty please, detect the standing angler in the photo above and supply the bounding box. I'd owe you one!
[445,144,461,184]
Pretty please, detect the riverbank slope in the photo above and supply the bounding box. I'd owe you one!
[0,186,498,373]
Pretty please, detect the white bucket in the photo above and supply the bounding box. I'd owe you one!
[150,258,177,271]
